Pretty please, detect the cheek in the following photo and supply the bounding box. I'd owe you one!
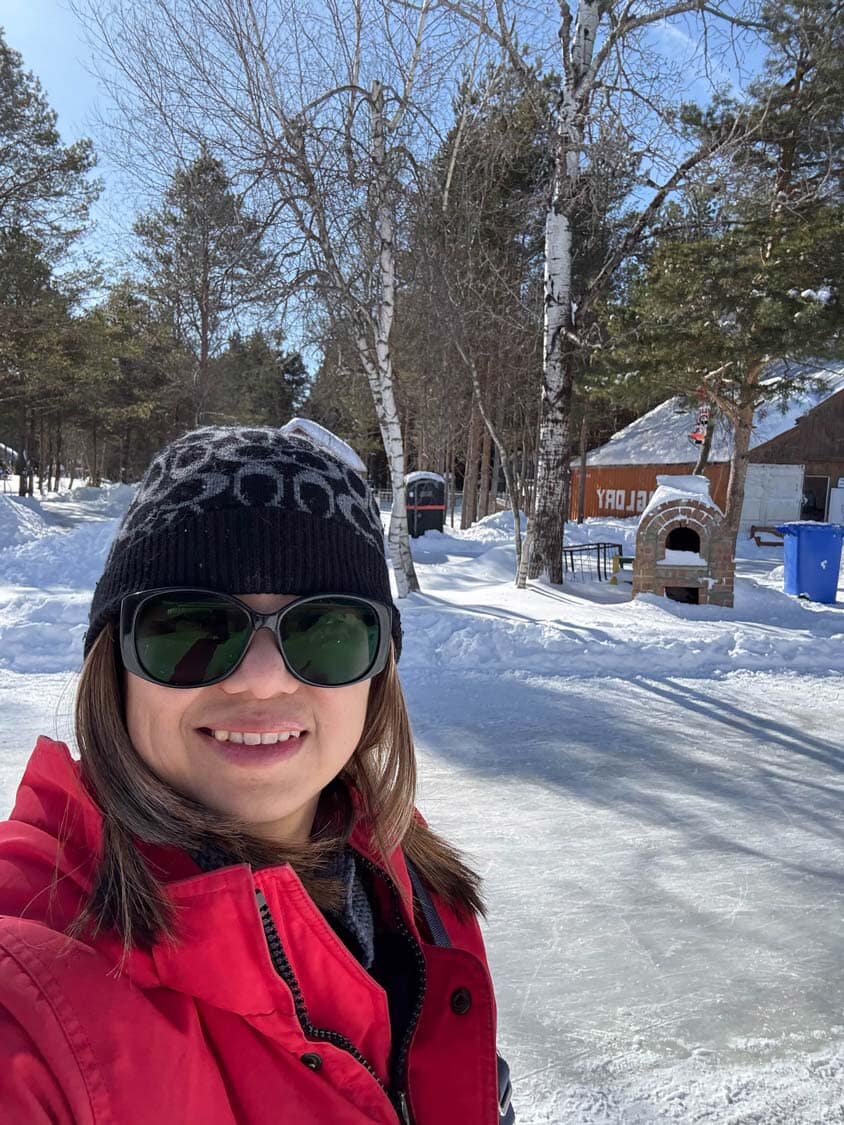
[323,682,370,743]
[124,673,189,765]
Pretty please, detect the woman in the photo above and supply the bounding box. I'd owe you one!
[0,427,513,1124]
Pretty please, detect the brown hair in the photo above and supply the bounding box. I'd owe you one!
[72,624,484,951]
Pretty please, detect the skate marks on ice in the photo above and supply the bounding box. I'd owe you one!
[406,670,844,1123]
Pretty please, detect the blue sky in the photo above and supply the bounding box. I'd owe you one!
[3,1,128,267]
[3,1,98,139]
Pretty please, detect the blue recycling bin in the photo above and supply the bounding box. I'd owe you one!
[776,522,844,603]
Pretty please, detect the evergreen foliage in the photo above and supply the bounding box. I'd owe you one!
[0,29,100,256]
[134,148,278,423]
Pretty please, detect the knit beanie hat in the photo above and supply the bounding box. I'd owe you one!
[85,426,401,660]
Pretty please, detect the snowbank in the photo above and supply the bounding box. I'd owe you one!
[0,495,47,544]
[64,482,137,516]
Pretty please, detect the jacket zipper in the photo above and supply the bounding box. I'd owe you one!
[396,1091,412,1124]
[255,868,427,1124]
[354,855,428,1102]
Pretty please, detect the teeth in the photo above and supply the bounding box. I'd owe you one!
[209,729,302,745]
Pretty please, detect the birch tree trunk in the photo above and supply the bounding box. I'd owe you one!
[525,0,600,584]
[356,81,419,596]
[440,0,747,588]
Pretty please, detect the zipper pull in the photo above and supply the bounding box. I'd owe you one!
[396,1091,412,1124]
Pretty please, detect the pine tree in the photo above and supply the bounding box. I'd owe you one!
[211,330,308,426]
[607,0,843,542]
[0,228,75,493]
[0,29,99,255]
[134,148,277,424]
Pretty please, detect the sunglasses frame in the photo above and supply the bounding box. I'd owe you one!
[119,587,393,690]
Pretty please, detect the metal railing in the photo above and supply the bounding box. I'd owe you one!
[563,541,624,582]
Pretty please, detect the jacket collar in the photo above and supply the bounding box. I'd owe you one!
[5,739,419,1022]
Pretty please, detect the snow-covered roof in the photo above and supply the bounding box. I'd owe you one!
[640,474,723,522]
[280,418,367,474]
[405,471,445,485]
[585,359,844,467]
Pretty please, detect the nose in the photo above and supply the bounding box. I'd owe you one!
[218,626,300,698]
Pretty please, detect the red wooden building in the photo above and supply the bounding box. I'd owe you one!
[570,360,844,531]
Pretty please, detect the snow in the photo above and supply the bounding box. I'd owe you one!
[585,358,844,466]
[640,474,722,524]
[405,470,445,485]
[658,549,707,565]
[1,491,843,1122]
[800,287,835,305]
[0,495,49,544]
[281,417,367,474]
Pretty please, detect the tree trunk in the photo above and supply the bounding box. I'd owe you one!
[477,425,492,520]
[354,81,419,597]
[519,433,530,517]
[455,341,522,571]
[693,407,717,475]
[489,437,501,516]
[196,238,211,426]
[54,423,63,492]
[460,398,481,530]
[449,441,457,528]
[527,354,576,583]
[526,0,600,583]
[26,414,36,497]
[724,362,763,544]
[90,425,99,488]
[577,411,588,523]
[121,426,132,485]
[16,426,27,497]
[38,414,46,495]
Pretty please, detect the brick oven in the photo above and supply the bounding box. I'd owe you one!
[632,475,735,607]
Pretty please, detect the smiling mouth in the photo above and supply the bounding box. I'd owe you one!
[196,727,308,764]
[198,728,305,746]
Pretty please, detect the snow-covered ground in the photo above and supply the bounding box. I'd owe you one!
[1,485,842,1123]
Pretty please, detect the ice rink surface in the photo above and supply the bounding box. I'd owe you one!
[1,487,842,1122]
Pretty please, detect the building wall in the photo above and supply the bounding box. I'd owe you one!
[569,464,730,520]
[749,390,844,465]
[571,391,844,521]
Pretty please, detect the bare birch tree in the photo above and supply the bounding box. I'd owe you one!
[77,0,467,595]
[434,0,759,585]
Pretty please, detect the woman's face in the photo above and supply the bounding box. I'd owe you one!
[124,593,371,843]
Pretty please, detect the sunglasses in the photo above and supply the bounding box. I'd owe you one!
[119,588,392,689]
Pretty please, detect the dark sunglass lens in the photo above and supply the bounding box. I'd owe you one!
[134,594,251,686]
[281,599,379,686]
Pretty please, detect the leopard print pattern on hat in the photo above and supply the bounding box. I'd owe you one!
[115,427,384,555]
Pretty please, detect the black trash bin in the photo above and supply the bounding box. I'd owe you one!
[405,472,445,538]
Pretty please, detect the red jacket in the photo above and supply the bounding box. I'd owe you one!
[0,738,502,1124]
